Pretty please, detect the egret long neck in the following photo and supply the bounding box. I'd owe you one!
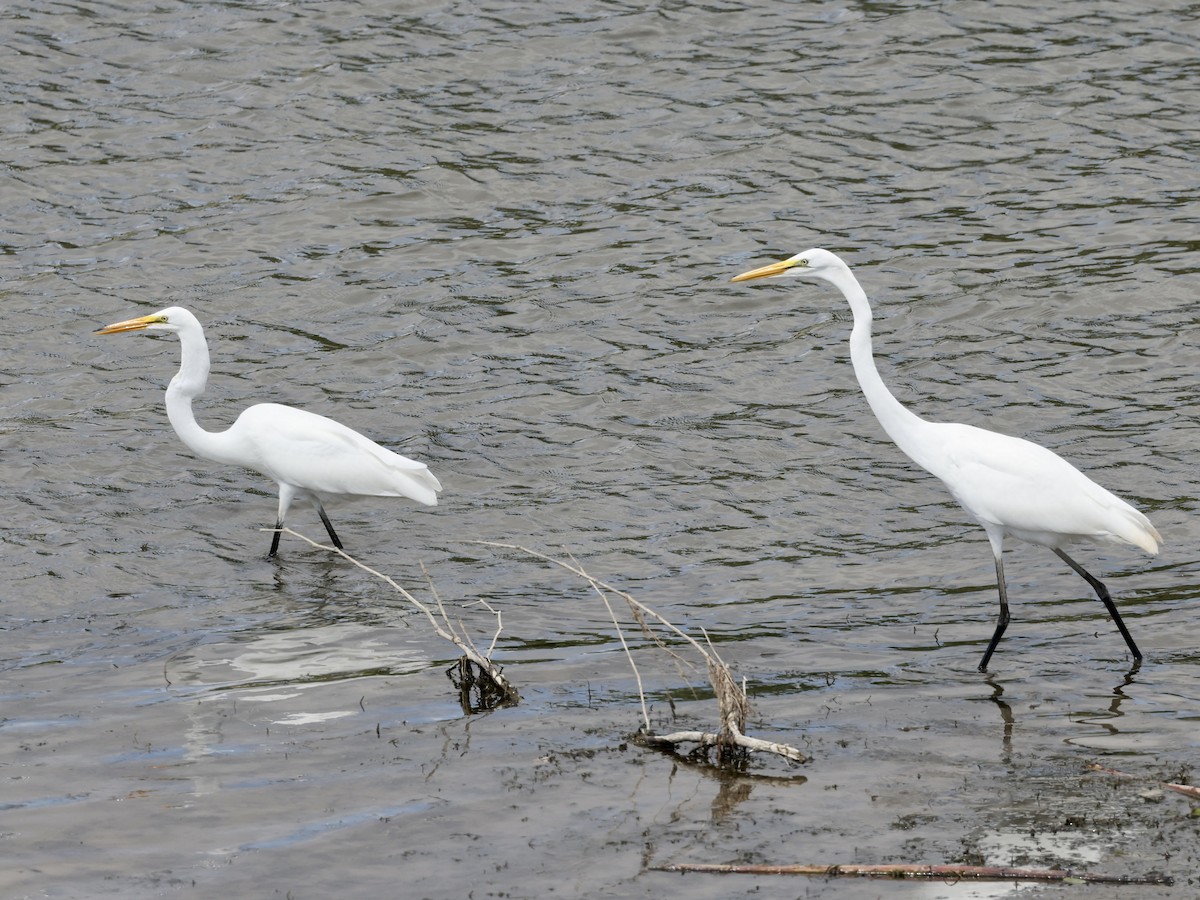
[836,268,933,465]
[163,323,240,465]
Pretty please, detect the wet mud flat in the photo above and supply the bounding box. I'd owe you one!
[3,547,1197,900]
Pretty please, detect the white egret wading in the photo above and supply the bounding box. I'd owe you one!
[98,307,442,557]
[732,249,1159,671]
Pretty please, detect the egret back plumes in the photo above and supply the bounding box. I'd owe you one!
[732,249,1159,670]
[98,306,442,556]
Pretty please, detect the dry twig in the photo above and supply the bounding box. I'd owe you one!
[654,861,1172,885]
[473,541,806,765]
[1087,763,1200,800]
[282,528,519,708]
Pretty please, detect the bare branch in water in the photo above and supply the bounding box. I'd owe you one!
[473,541,806,766]
[1087,763,1200,800]
[282,528,519,708]
[654,861,1172,885]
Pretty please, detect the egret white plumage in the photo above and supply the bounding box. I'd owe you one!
[732,249,1159,670]
[97,306,441,557]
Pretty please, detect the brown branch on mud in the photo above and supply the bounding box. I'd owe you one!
[1086,763,1200,800]
[654,861,1173,886]
[473,541,806,766]
[282,528,519,709]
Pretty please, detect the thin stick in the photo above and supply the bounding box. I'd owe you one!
[282,528,518,705]
[642,728,808,763]
[1087,763,1200,800]
[586,568,652,732]
[654,862,1172,885]
[474,541,806,765]
[561,551,694,689]
[474,542,707,653]
[475,599,505,659]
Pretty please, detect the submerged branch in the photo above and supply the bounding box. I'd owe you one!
[654,861,1172,885]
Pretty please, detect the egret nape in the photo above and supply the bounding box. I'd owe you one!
[732,249,1159,671]
[97,306,442,557]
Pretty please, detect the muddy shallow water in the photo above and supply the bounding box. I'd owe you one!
[3,1,1199,898]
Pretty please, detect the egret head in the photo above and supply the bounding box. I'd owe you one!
[731,248,848,285]
[96,307,194,336]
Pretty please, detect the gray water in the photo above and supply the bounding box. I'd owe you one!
[3,1,1199,898]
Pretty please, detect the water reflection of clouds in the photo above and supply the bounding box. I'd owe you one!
[167,622,430,713]
[170,623,436,799]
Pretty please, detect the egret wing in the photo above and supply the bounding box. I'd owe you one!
[234,403,441,505]
[929,423,1156,552]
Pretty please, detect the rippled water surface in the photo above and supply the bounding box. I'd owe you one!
[4,2,1199,898]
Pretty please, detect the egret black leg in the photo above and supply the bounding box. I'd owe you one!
[978,554,1010,672]
[315,501,344,550]
[269,519,283,557]
[1052,548,1142,662]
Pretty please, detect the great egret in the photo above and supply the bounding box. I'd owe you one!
[97,306,442,557]
[732,249,1160,670]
